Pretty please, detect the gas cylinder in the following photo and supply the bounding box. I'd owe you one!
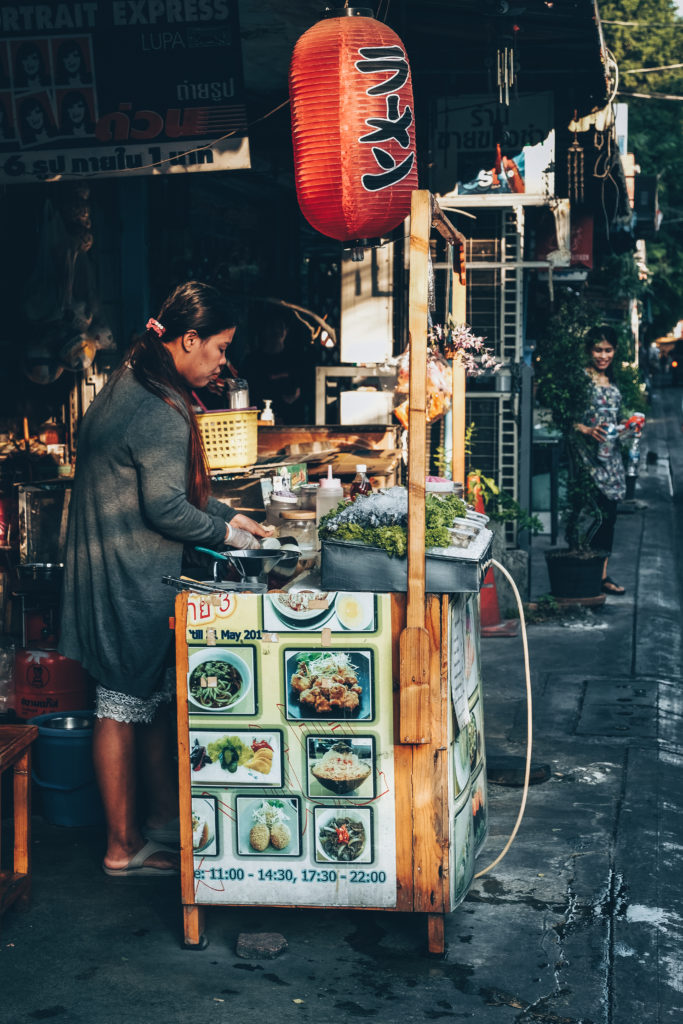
[13,648,89,721]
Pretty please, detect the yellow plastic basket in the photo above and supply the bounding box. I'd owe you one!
[197,409,258,471]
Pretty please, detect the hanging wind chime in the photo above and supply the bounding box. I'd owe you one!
[567,111,585,203]
[289,7,418,259]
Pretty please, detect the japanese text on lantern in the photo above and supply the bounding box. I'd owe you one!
[355,45,414,193]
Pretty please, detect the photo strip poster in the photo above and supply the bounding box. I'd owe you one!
[182,591,398,908]
[0,1,250,184]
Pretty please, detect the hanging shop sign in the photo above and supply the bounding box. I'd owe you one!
[0,1,250,184]
[432,92,554,197]
[289,8,418,244]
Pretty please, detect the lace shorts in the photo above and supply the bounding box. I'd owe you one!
[95,667,176,725]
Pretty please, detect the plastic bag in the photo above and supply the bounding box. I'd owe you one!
[393,347,452,429]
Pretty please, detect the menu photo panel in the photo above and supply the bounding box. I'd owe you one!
[283,647,375,722]
[189,729,284,788]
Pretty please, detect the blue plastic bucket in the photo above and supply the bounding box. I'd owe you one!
[31,710,103,827]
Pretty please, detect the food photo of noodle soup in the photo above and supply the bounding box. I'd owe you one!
[187,647,255,715]
[307,736,375,798]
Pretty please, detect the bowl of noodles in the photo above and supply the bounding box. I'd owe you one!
[187,649,252,713]
[310,741,372,795]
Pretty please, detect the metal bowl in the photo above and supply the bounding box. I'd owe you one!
[42,714,93,731]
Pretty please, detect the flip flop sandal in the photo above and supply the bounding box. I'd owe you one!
[102,839,179,877]
[143,817,181,848]
[601,577,626,595]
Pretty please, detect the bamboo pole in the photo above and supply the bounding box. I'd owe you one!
[451,244,467,490]
[399,190,433,745]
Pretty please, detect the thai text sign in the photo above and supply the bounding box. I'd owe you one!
[0,0,250,183]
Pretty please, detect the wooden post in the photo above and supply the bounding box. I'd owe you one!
[451,244,467,490]
[175,593,209,949]
[399,190,432,745]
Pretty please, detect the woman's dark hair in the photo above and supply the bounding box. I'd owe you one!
[60,90,94,133]
[585,326,618,381]
[15,42,47,88]
[18,96,53,143]
[125,281,241,509]
[55,40,91,85]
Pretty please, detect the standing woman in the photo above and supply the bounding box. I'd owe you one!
[60,281,270,876]
[573,326,627,595]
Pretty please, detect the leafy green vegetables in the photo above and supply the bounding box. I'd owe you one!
[207,735,251,772]
[319,487,468,558]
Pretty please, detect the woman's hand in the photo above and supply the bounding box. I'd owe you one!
[223,515,275,549]
[576,423,606,442]
[230,514,275,538]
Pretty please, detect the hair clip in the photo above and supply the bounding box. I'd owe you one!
[146,317,166,337]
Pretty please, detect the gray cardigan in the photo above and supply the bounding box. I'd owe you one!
[59,367,235,697]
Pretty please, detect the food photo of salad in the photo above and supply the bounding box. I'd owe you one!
[188,730,283,787]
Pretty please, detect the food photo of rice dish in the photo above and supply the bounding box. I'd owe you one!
[310,740,373,795]
[288,650,371,718]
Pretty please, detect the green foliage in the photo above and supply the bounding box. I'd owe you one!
[318,492,469,557]
[535,297,607,551]
[468,471,543,534]
[433,421,475,478]
[535,298,593,436]
[613,357,648,415]
[600,0,683,335]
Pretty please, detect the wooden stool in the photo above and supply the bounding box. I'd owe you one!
[0,724,38,922]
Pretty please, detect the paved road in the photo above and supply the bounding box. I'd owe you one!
[2,392,682,1024]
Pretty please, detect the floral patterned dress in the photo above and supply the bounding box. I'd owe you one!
[579,372,626,501]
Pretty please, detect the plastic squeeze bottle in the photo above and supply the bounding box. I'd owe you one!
[260,399,274,425]
[350,464,371,501]
[316,464,344,522]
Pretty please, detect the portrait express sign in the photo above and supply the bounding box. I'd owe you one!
[0,1,250,183]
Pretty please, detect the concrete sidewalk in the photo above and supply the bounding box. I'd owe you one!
[2,392,682,1024]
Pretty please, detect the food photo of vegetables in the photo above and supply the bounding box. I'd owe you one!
[189,732,282,787]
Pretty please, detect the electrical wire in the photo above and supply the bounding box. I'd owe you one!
[621,62,683,74]
[474,557,533,879]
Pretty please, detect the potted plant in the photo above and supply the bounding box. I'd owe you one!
[534,298,611,601]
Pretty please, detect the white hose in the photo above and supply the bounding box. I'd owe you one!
[474,557,533,878]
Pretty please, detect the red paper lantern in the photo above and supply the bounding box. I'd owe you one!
[289,7,418,245]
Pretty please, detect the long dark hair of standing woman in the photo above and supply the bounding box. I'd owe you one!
[124,281,240,510]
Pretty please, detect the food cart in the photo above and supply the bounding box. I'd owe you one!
[174,193,491,954]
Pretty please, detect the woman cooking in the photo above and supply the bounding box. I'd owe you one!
[60,281,271,877]
[574,326,629,596]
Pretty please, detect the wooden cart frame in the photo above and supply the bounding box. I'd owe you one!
[177,191,471,955]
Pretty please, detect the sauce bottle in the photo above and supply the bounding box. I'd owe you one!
[316,465,344,522]
[350,464,371,501]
